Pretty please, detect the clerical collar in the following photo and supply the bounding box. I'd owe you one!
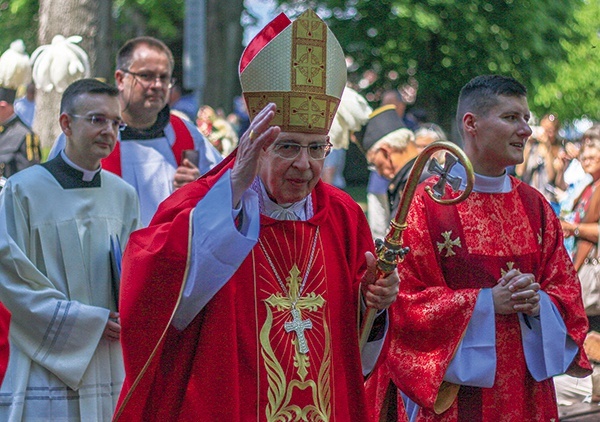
[451,163,511,193]
[120,105,171,140]
[251,177,313,221]
[41,152,102,189]
[61,150,101,182]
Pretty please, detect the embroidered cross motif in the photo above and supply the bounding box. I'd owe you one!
[294,47,324,85]
[265,265,325,355]
[501,261,519,277]
[427,154,462,199]
[437,231,461,257]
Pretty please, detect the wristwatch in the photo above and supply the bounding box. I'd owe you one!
[574,226,580,237]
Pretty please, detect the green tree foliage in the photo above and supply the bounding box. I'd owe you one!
[0,0,40,54]
[279,0,589,131]
[532,0,599,121]
[113,0,185,46]
[0,0,185,73]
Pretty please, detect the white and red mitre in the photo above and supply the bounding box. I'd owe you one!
[239,9,347,135]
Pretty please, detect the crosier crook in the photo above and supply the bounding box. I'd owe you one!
[358,141,475,351]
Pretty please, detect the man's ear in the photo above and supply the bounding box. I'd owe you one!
[59,113,72,136]
[114,69,125,89]
[463,112,477,136]
[379,144,393,158]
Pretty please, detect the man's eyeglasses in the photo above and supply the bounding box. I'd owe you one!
[70,114,127,132]
[581,156,600,163]
[272,142,333,160]
[122,69,175,89]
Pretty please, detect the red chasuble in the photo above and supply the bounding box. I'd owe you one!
[366,176,591,422]
[114,156,376,421]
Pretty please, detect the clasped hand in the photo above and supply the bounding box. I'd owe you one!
[493,269,540,316]
[360,251,400,310]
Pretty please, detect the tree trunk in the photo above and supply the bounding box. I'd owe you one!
[204,0,244,115]
[36,0,112,150]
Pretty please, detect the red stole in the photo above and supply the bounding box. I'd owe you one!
[101,115,194,176]
[114,167,375,421]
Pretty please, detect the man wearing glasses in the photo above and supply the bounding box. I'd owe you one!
[0,79,140,420]
[114,10,399,421]
[50,36,222,226]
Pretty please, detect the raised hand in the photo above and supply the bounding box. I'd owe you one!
[230,103,281,206]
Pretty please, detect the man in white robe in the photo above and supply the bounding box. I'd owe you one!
[49,36,222,226]
[0,78,140,420]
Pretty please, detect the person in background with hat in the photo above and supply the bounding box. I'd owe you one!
[363,127,424,219]
[0,40,41,187]
[362,87,418,240]
[114,10,399,421]
[358,102,418,238]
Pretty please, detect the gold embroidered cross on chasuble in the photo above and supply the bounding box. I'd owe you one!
[257,223,332,421]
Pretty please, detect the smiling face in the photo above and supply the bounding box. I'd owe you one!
[61,93,121,171]
[258,132,327,204]
[463,94,532,176]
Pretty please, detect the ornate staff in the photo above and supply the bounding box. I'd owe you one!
[359,141,475,350]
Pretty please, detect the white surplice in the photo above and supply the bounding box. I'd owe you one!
[0,160,140,421]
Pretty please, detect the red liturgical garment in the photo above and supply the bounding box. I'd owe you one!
[366,176,591,422]
[114,154,379,421]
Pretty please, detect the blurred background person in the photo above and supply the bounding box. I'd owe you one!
[414,123,447,153]
[322,86,372,189]
[362,127,423,217]
[0,41,40,186]
[362,85,418,239]
[231,94,250,139]
[557,130,600,405]
[195,105,238,157]
[168,83,198,122]
[517,113,563,213]
[13,82,36,128]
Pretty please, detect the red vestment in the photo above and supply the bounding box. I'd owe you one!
[0,304,9,384]
[366,177,591,421]
[101,114,194,177]
[114,157,377,421]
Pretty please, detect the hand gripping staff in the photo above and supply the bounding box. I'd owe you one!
[358,141,475,351]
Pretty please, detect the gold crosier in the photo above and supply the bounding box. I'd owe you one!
[259,227,331,421]
[358,141,475,349]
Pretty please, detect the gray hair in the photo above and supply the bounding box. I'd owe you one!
[370,128,415,152]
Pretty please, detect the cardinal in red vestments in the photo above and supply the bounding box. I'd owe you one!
[365,75,592,422]
[114,10,399,422]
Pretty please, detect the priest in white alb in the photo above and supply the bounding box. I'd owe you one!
[0,78,140,420]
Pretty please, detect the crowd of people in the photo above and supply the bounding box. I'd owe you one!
[0,7,596,422]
